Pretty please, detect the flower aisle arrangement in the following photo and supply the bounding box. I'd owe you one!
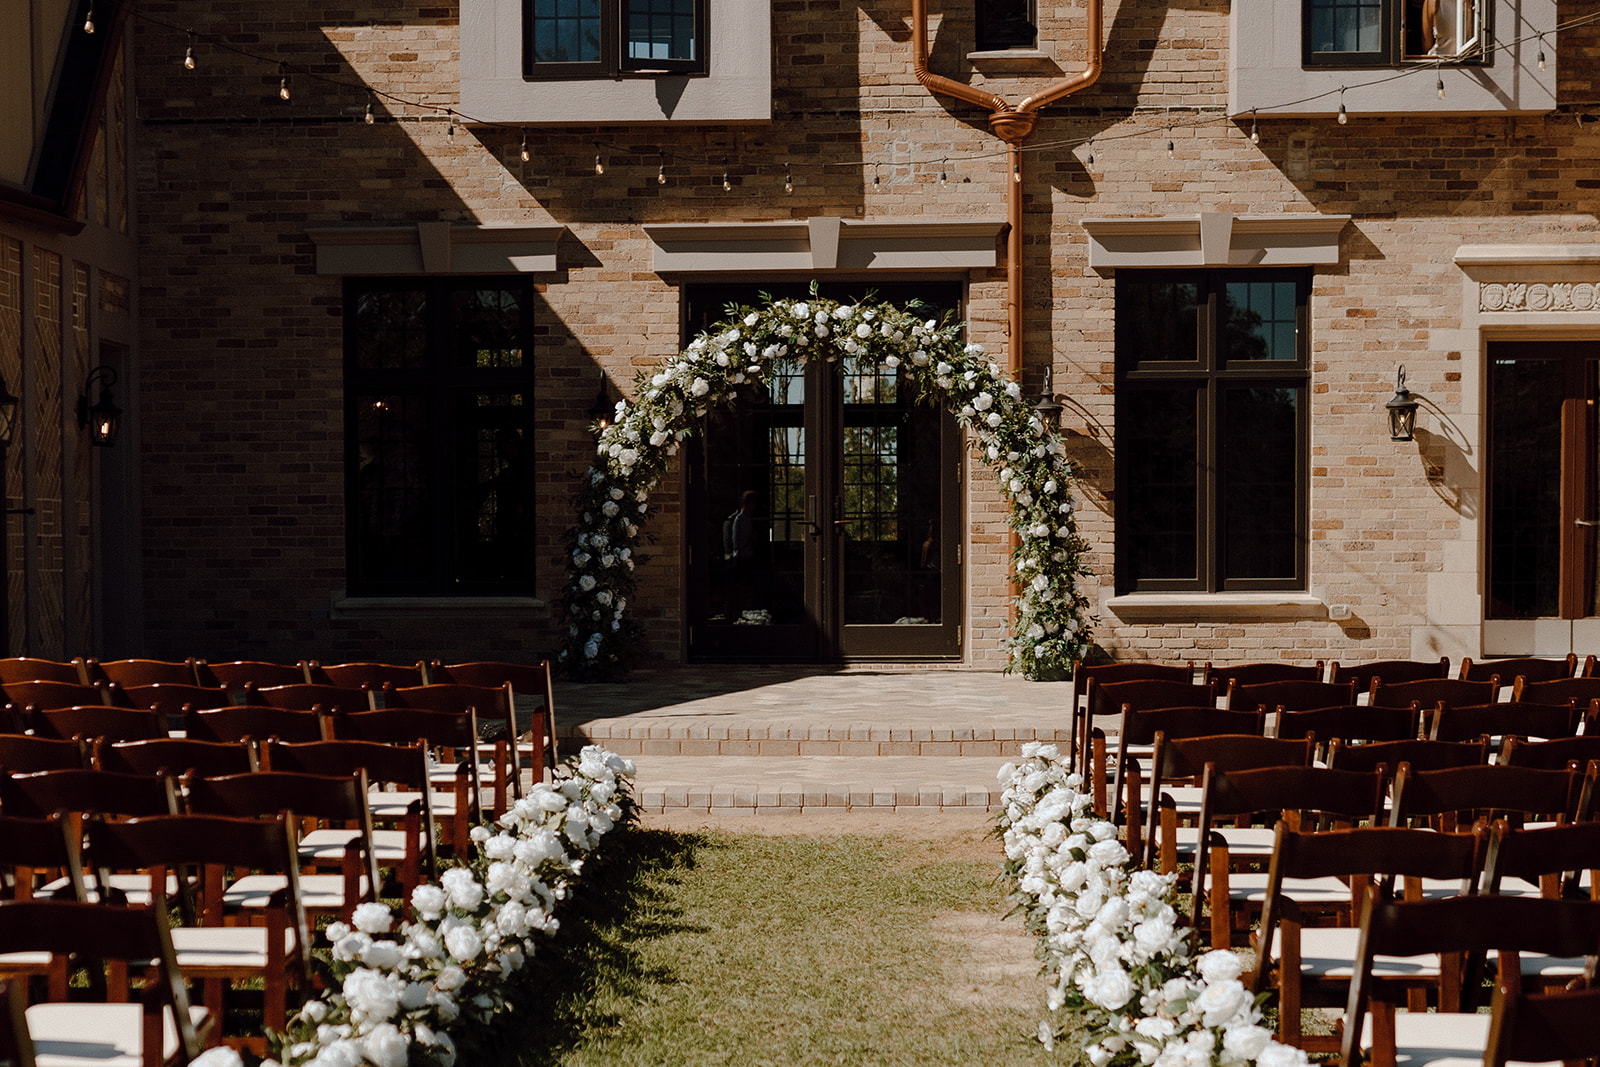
[998,743,1310,1067]
[266,746,636,1067]
[556,287,1096,682]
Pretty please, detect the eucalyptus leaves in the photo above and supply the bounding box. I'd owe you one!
[998,744,1310,1067]
[557,290,1095,680]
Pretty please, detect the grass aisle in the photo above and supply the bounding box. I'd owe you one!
[510,821,1062,1067]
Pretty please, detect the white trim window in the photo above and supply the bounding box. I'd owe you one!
[525,0,706,78]
[1305,0,1486,67]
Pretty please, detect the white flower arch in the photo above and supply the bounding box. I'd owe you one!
[556,290,1095,680]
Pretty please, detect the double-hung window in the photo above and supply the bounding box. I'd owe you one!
[525,0,706,78]
[345,278,538,597]
[1114,270,1311,594]
[1305,0,1487,66]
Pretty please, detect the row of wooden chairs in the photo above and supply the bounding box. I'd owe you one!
[0,655,551,691]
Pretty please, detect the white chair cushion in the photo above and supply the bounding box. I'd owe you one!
[226,873,371,911]
[1359,1008,1559,1067]
[1228,872,1353,905]
[299,827,413,863]
[368,790,456,817]
[1271,927,1440,980]
[168,925,297,970]
[38,872,180,906]
[27,1002,210,1067]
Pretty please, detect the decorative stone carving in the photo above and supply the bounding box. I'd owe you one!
[1481,281,1600,312]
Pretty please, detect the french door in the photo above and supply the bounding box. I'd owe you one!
[1485,340,1600,652]
[683,282,963,662]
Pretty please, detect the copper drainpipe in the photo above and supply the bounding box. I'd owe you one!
[909,0,1104,376]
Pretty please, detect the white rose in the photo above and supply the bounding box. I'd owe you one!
[363,1024,408,1067]
[441,867,485,910]
[411,884,447,921]
[359,939,404,970]
[1198,949,1244,985]
[744,312,760,326]
[1222,1024,1274,1061]
[342,968,399,1023]
[1083,966,1134,1010]
[1195,978,1252,1028]
[351,902,391,935]
[435,965,467,992]
[1256,1043,1310,1067]
[444,924,482,961]
[973,392,993,411]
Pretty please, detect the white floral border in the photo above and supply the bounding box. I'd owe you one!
[998,743,1311,1067]
[266,746,637,1067]
[556,291,1095,680]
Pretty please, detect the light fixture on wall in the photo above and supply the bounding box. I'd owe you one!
[1386,365,1418,441]
[587,372,614,430]
[77,366,122,447]
[1032,367,1063,432]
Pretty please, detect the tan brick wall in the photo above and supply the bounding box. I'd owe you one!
[126,1,1600,670]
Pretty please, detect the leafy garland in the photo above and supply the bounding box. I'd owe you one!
[997,744,1311,1067]
[556,290,1095,681]
[266,746,636,1067]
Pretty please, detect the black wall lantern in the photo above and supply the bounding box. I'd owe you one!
[1032,366,1063,432]
[1385,365,1419,442]
[0,372,18,448]
[587,371,614,431]
[77,365,121,447]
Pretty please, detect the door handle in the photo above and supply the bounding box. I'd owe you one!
[833,519,852,526]
[805,495,821,538]
[1578,519,1600,527]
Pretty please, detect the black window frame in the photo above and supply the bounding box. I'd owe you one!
[523,0,708,80]
[343,276,539,598]
[1303,0,1491,68]
[975,0,1038,52]
[1114,268,1312,595]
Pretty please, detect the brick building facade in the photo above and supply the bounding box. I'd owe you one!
[2,0,1597,671]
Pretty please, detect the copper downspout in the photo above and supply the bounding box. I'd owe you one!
[908,0,1104,375]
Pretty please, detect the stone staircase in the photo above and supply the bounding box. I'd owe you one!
[551,666,1074,815]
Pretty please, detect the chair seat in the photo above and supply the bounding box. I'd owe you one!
[368,790,456,817]
[1168,825,1279,859]
[1272,926,1441,980]
[27,1002,210,1067]
[1359,1008,1559,1067]
[1227,872,1353,905]
[0,950,51,974]
[39,872,181,906]
[226,873,371,911]
[168,925,296,971]
[1490,948,1589,979]
[299,827,412,863]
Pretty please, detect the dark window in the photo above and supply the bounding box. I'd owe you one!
[1115,270,1310,594]
[345,278,537,596]
[1304,0,1487,67]
[976,0,1037,51]
[525,0,705,78]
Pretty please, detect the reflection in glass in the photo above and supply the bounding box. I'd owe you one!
[460,392,531,584]
[354,290,426,370]
[454,289,523,368]
[353,393,429,585]
[1223,281,1297,362]
[1220,386,1298,580]
[530,0,601,64]
[1489,358,1564,618]
[1122,388,1199,583]
[1309,0,1383,53]
[1118,280,1199,363]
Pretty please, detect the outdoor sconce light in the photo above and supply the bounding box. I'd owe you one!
[0,373,18,448]
[77,365,121,447]
[1385,365,1419,442]
[587,372,614,430]
[1032,367,1063,432]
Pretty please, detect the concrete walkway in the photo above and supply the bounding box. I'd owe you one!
[553,666,1072,815]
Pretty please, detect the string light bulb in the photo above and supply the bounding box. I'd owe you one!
[1538,37,1547,71]
[520,131,530,162]
[657,152,667,186]
[1013,157,1021,182]
[83,2,94,34]
[593,143,604,176]
[784,165,794,195]
[1337,89,1348,124]
[279,64,291,102]
[1166,128,1175,157]
[722,160,731,192]
[445,109,455,141]
[1436,73,1446,99]
[364,99,375,125]
[1250,109,1260,145]
[938,158,948,185]
[183,33,196,70]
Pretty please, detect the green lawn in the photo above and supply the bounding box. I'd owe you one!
[498,824,1079,1067]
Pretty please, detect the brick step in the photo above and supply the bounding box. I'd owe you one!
[628,754,1010,813]
[560,722,1072,758]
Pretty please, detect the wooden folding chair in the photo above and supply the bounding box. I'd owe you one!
[0,898,212,1067]
[1458,654,1576,683]
[1501,732,1600,771]
[1225,679,1356,715]
[1328,657,1450,693]
[1340,893,1600,1067]
[244,683,375,714]
[1368,677,1498,711]
[194,660,310,691]
[83,813,310,1044]
[1426,700,1581,745]
[1483,972,1600,1067]
[0,814,85,984]
[306,660,429,689]
[378,683,522,809]
[94,738,256,779]
[183,705,327,746]
[0,659,90,686]
[0,736,88,774]
[185,770,382,922]
[1325,736,1490,776]
[1272,705,1420,764]
[1250,822,1487,1051]
[30,705,168,743]
[1513,676,1600,707]
[1069,660,1197,778]
[1,682,110,712]
[328,706,491,824]
[1210,661,1325,688]
[1084,677,1218,814]
[1389,762,1583,831]
[1480,817,1600,988]
[429,659,559,770]
[1112,705,1265,857]
[83,658,203,687]
[1194,763,1388,949]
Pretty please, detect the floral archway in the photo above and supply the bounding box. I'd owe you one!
[555,290,1095,681]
